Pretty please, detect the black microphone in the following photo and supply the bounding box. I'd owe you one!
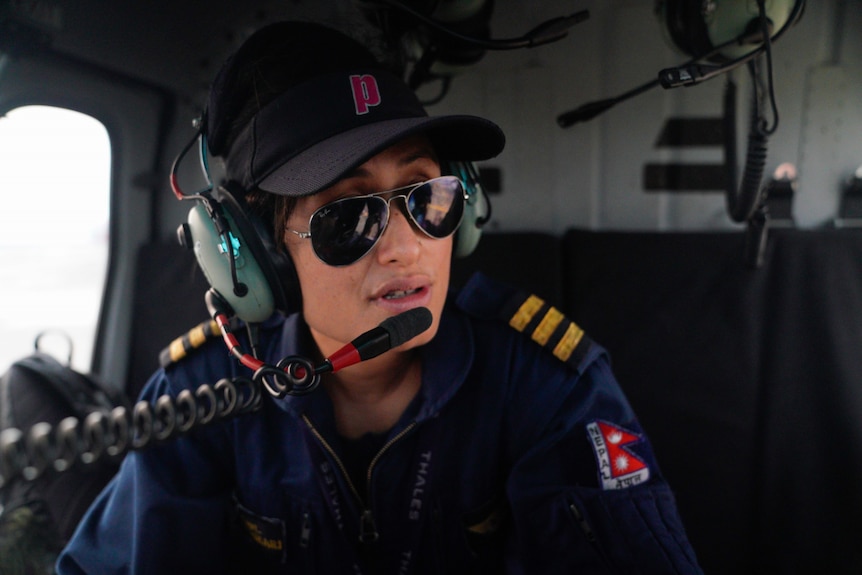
[317,307,434,374]
[557,78,660,128]
[658,21,779,90]
[658,63,727,88]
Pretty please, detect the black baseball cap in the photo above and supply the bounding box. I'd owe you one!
[204,21,505,198]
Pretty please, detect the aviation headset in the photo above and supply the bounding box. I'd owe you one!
[558,0,804,127]
[656,0,805,70]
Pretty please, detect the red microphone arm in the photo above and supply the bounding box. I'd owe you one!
[319,307,433,373]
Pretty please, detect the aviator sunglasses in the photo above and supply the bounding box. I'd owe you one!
[287,175,467,266]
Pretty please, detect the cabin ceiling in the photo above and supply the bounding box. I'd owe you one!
[2,0,383,104]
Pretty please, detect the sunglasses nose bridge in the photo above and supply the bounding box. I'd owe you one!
[380,193,415,227]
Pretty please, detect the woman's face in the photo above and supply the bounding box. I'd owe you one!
[283,135,452,358]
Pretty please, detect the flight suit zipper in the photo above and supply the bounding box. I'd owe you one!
[569,501,597,544]
[300,512,312,548]
[302,414,417,544]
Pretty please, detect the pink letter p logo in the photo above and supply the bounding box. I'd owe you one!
[350,74,381,115]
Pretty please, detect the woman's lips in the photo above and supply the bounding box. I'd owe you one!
[372,278,432,311]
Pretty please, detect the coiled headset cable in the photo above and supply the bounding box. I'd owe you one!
[0,373,263,489]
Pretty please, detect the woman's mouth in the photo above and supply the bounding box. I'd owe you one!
[383,288,421,300]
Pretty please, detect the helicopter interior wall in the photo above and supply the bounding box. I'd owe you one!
[418,0,862,233]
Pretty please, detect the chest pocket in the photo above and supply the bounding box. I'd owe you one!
[464,492,509,541]
[422,492,509,574]
[228,494,315,573]
[462,492,510,557]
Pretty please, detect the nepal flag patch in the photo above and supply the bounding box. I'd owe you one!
[586,420,650,490]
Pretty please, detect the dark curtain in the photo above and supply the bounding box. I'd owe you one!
[563,228,862,575]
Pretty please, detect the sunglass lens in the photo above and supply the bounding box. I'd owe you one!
[407,177,465,239]
[309,197,387,266]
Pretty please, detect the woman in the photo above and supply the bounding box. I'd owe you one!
[58,20,702,574]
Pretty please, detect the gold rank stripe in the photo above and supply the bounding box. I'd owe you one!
[533,306,564,345]
[509,295,586,363]
[553,321,585,363]
[168,338,187,363]
[187,322,211,348]
[509,295,545,332]
[167,319,220,363]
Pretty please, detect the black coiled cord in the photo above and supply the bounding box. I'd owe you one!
[723,22,779,271]
[724,42,777,227]
[0,375,262,489]
[725,84,771,224]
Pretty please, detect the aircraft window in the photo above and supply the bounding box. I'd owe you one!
[0,105,110,373]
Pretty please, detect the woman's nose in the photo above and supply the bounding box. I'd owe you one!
[375,198,421,265]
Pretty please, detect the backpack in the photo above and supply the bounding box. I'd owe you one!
[0,351,130,574]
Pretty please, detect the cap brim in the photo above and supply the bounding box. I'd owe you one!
[258,115,505,197]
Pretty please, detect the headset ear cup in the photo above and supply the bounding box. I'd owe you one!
[662,0,803,62]
[183,200,274,323]
[660,0,716,59]
[448,161,488,258]
[255,223,302,316]
[454,182,487,258]
[217,189,301,316]
[179,187,300,322]
[705,0,803,60]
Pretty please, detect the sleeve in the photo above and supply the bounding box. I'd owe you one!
[56,367,238,575]
[503,347,704,575]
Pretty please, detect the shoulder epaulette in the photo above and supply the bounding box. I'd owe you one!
[456,272,595,371]
[502,292,593,371]
[158,319,221,368]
